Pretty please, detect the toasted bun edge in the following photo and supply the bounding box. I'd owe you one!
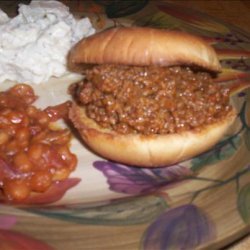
[69,104,236,167]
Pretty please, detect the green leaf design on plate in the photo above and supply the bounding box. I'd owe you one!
[133,11,181,29]
[191,136,241,172]
[25,195,168,226]
[245,129,250,151]
[237,182,250,224]
[95,0,148,18]
[157,3,230,34]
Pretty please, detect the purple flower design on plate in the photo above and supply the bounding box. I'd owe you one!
[222,58,250,72]
[142,204,215,250]
[94,161,193,195]
[215,32,250,46]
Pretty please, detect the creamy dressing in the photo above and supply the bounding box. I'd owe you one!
[0,0,95,84]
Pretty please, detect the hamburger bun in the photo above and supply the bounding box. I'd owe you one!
[68,27,221,72]
[68,27,236,167]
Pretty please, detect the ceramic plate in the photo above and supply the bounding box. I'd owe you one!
[1,1,250,249]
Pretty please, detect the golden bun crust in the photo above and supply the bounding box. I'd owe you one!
[69,104,236,167]
[68,27,221,72]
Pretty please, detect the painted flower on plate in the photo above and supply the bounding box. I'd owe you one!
[142,204,215,250]
[94,161,193,195]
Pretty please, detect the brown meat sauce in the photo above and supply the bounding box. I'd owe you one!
[72,64,231,134]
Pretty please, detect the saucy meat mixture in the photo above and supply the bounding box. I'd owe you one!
[72,64,232,135]
[0,84,76,202]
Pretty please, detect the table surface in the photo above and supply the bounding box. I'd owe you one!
[1,0,250,33]
[1,0,249,32]
[0,0,249,249]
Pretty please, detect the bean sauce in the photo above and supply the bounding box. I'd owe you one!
[0,84,77,202]
[73,64,232,134]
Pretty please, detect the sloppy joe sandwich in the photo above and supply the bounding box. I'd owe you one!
[67,27,236,167]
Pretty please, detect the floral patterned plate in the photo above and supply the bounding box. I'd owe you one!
[1,1,250,249]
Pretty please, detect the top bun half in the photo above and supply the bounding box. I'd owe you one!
[68,27,221,72]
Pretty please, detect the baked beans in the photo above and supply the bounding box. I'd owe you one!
[0,84,77,202]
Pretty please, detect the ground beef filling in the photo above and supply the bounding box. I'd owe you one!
[74,64,231,135]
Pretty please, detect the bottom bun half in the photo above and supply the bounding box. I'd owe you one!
[69,104,236,167]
